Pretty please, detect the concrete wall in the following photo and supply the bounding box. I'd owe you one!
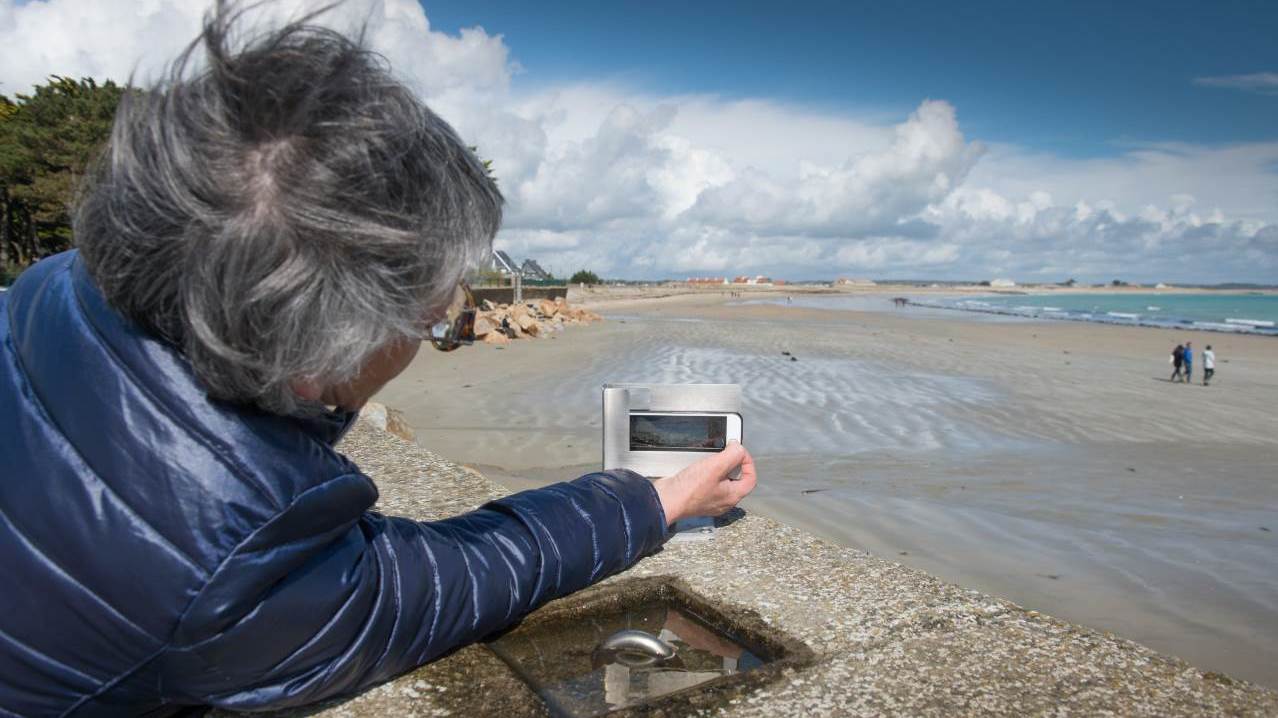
[471,286,568,305]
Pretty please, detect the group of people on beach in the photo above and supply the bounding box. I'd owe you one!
[1170,342,1216,385]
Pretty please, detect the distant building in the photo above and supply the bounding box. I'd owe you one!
[836,277,877,286]
[520,258,553,281]
[686,277,728,285]
[731,275,772,285]
[989,278,1017,288]
[1155,282,1170,289]
[480,250,558,281]
[484,249,519,276]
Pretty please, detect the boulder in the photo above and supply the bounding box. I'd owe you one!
[538,298,559,317]
[473,315,496,337]
[360,401,389,431]
[483,331,511,345]
[359,402,415,442]
[515,313,537,333]
[384,408,416,442]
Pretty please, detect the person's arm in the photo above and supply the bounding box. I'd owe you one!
[158,444,755,710]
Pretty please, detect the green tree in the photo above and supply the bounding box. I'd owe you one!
[468,145,496,182]
[0,76,126,276]
[569,269,601,285]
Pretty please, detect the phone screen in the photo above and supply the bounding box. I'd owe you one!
[629,414,727,452]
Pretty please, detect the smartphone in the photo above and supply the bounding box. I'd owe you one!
[625,411,743,479]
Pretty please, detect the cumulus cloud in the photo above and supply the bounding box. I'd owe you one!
[1194,72,1278,96]
[0,1,513,97]
[687,100,982,236]
[1,0,1275,283]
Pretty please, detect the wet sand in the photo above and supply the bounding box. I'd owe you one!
[374,289,1278,687]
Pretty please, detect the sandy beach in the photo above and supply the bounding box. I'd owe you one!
[374,286,1278,687]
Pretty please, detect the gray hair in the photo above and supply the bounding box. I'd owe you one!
[75,1,502,415]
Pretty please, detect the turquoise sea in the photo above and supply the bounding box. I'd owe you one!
[933,292,1278,335]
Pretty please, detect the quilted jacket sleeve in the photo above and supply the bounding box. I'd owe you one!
[159,469,668,710]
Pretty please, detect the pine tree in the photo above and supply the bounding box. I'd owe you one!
[0,76,126,277]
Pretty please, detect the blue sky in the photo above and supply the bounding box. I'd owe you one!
[425,1,1278,157]
[2,0,1276,282]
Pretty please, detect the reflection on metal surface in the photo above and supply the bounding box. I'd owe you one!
[596,629,676,667]
[490,601,766,717]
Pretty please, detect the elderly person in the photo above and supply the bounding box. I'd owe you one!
[0,8,756,716]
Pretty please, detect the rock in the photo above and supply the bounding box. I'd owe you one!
[473,315,496,337]
[538,299,558,317]
[384,408,416,442]
[481,299,498,311]
[482,331,510,345]
[515,313,537,333]
[359,403,415,442]
[360,401,389,431]
[523,320,541,337]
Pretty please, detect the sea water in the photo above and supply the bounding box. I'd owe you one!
[933,293,1278,335]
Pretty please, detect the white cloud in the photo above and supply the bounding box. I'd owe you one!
[1194,72,1278,96]
[2,0,1275,283]
[686,100,983,236]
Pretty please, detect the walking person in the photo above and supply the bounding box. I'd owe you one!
[1203,345,1216,386]
[1170,343,1185,382]
[1183,341,1194,384]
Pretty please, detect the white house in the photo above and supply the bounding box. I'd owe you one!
[989,278,1017,288]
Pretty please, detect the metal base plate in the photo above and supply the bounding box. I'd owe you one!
[667,516,715,542]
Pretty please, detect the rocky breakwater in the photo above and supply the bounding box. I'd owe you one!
[475,296,604,345]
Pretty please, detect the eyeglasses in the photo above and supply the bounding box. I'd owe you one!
[428,282,477,352]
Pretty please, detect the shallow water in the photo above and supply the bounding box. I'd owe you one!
[977,292,1278,326]
[385,306,1278,687]
[490,602,763,717]
[746,292,1278,334]
[736,293,1033,322]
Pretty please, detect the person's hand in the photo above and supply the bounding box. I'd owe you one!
[651,441,757,526]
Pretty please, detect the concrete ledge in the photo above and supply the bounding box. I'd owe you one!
[471,286,568,305]
[240,420,1278,716]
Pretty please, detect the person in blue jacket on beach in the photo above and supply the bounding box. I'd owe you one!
[0,7,756,715]
[1183,341,1194,384]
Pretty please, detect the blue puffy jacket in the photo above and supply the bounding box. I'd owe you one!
[0,251,668,716]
